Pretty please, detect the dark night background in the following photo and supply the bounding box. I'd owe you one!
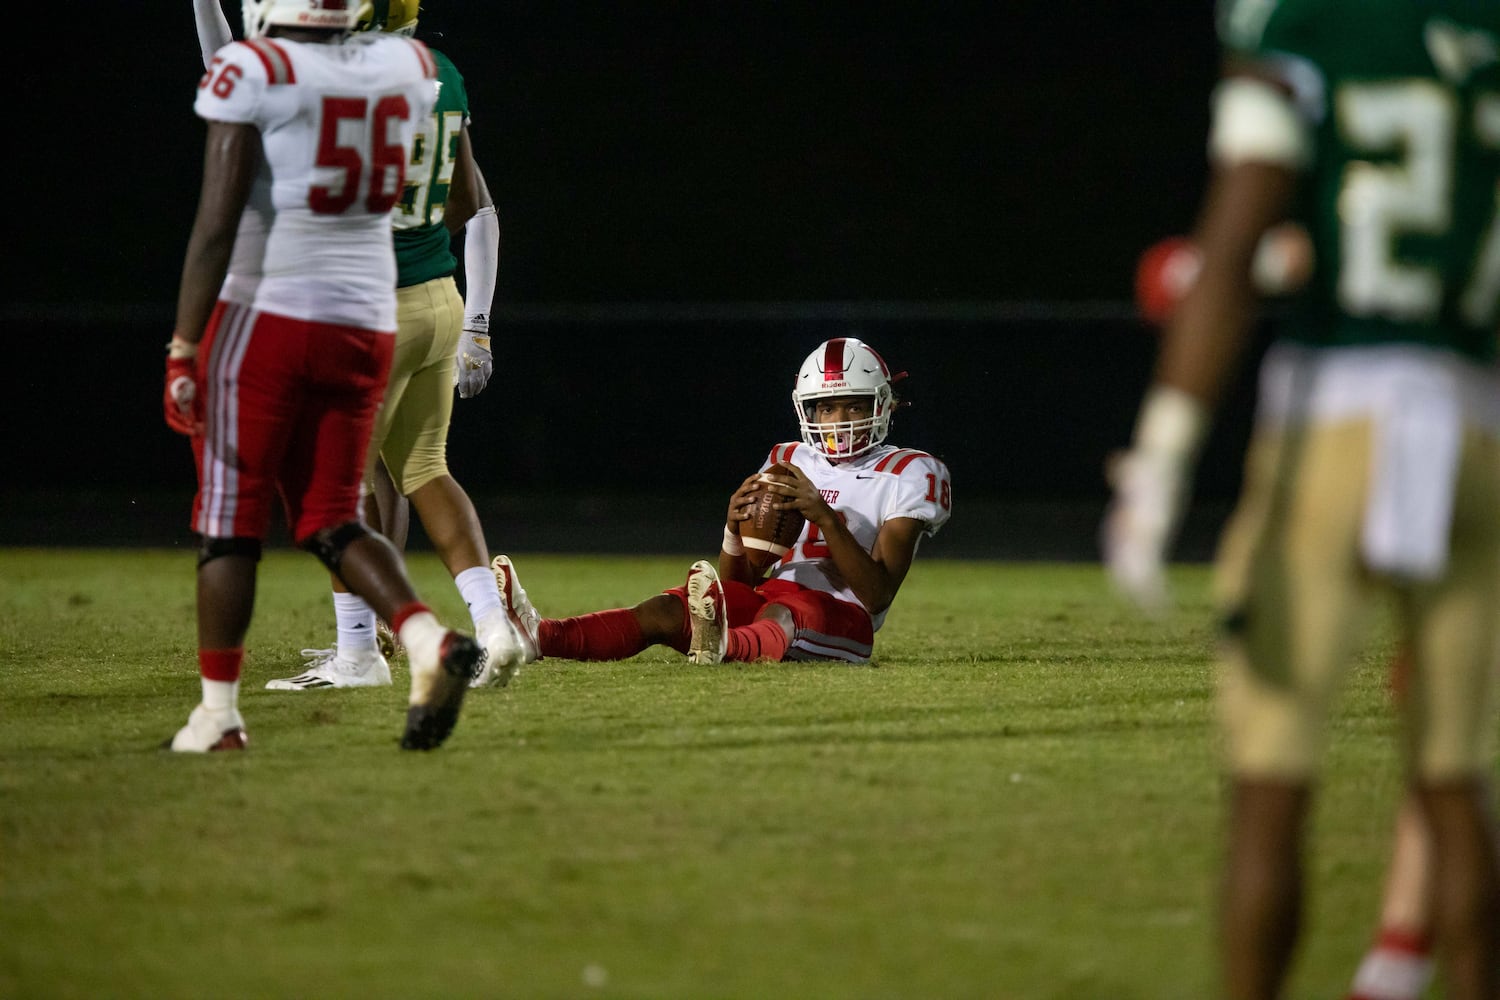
[4,2,1253,558]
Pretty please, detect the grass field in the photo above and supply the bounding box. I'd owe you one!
[0,549,1417,999]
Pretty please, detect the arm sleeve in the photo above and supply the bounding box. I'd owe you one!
[194,0,234,69]
[462,205,500,331]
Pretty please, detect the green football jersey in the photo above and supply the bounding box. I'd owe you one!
[1220,0,1500,361]
[391,48,471,289]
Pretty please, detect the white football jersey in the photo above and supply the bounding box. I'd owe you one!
[193,33,439,331]
[759,441,952,631]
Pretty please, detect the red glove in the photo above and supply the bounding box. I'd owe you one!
[164,346,203,437]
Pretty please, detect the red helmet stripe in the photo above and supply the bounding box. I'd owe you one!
[822,339,847,380]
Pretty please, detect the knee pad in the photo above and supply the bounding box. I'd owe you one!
[302,520,370,575]
[197,535,263,567]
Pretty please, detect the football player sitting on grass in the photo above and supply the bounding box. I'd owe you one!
[472,338,952,676]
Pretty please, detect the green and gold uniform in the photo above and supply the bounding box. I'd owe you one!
[1222,0,1499,356]
[372,48,473,494]
[392,50,469,288]
[1214,0,1500,781]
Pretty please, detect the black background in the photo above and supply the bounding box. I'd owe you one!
[5,2,1248,555]
[25,2,1219,305]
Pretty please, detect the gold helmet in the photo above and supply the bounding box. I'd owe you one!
[355,0,419,36]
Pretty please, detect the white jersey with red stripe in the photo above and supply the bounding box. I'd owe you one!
[759,441,952,631]
[193,33,439,331]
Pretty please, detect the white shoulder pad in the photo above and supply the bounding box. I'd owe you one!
[1209,74,1314,169]
[194,39,290,123]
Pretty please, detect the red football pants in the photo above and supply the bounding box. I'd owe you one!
[191,301,394,544]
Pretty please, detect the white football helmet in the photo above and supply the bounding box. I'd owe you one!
[355,0,419,36]
[242,0,364,39]
[793,338,896,459]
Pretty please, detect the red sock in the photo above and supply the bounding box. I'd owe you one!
[1346,927,1433,1000]
[540,610,646,660]
[389,602,432,634]
[726,619,790,663]
[198,648,244,683]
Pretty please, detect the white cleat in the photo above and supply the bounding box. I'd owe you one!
[685,559,728,665]
[265,647,392,691]
[402,631,481,750]
[492,555,542,665]
[470,608,526,689]
[166,704,248,753]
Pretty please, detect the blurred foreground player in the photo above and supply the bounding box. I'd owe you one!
[1103,1,1500,997]
[1135,209,1448,1000]
[488,338,952,667]
[1140,242,1458,1000]
[164,0,482,751]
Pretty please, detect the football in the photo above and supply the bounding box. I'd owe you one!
[740,463,805,572]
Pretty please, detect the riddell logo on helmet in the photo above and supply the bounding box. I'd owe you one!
[823,380,849,388]
[294,0,352,18]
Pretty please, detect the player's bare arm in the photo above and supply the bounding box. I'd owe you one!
[1104,54,1309,612]
[445,128,490,233]
[1156,158,1298,405]
[174,121,261,345]
[771,464,920,616]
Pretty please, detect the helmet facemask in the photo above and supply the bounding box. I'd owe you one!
[792,338,896,460]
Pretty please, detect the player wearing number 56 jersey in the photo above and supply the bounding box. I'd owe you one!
[1102,1,1500,997]
[162,0,483,754]
[192,1,525,693]
[194,20,436,331]
[487,339,952,667]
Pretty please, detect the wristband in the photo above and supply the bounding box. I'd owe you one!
[721,525,745,557]
[167,335,199,360]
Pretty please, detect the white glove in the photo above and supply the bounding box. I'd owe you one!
[1102,449,1189,614]
[453,327,493,398]
[1101,385,1210,614]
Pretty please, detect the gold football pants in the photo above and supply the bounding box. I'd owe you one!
[367,276,463,496]
[1215,419,1500,781]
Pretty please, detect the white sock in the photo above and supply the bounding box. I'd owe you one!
[334,591,378,656]
[398,610,446,671]
[201,678,239,714]
[455,565,503,625]
[1347,930,1434,1000]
